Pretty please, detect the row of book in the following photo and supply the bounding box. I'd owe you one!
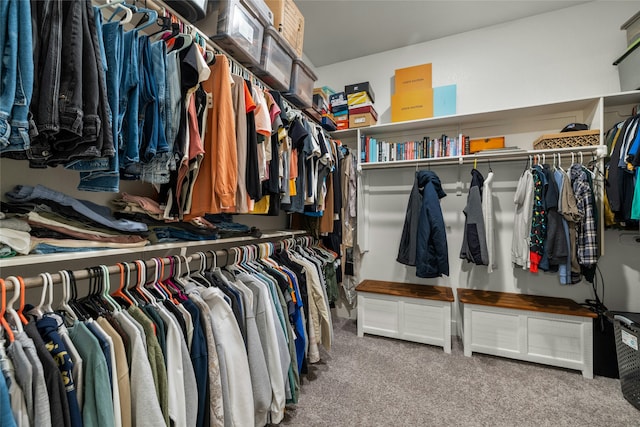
[361,134,471,163]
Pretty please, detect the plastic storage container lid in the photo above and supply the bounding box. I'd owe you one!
[207,0,265,66]
[241,0,274,27]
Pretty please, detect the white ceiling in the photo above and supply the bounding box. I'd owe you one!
[296,0,591,67]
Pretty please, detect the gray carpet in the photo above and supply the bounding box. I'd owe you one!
[282,316,639,426]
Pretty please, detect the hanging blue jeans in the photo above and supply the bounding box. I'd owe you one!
[140,40,173,185]
[138,35,169,163]
[0,0,34,154]
[73,18,123,192]
[120,30,140,171]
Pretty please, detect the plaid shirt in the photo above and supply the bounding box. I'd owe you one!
[570,164,598,265]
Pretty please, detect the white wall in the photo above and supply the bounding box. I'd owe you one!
[315,1,637,122]
[313,1,640,316]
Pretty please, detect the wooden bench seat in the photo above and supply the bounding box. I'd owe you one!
[457,289,597,318]
[457,288,596,378]
[356,280,454,353]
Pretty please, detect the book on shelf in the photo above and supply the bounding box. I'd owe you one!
[363,133,486,163]
[370,137,377,163]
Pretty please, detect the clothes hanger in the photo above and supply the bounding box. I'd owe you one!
[4,276,24,333]
[160,257,183,304]
[0,278,15,342]
[113,263,135,307]
[241,245,260,274]
[186,251,211,287]
[107,2,134,25]
[68,270,93,321]
[132,260,152,305]
[43,272,54,314]
[174,254,200,290]
[170,34,194,53]
[131,7,158,32]
[151,258,174,302]
[224,247,248,276]
[148,15,173,39]
[558,153,565,172]
[31,273,51,318]
[58,270,79,323]
[97,0,126,8]
[164,256,188,302]
[144,258,165,301]
[99,265,121,313]
[15,276,28,325]
[81,267,109,319]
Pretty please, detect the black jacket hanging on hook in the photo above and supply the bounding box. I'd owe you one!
[397,170,449,278]
[460,169,489,266]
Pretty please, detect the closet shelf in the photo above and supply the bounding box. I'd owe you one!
[358,145,608,170]
[0,229,306,268]
[332,96,602,139]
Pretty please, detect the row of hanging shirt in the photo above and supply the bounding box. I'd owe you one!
[0,0,340,223]
[604,115,640,225]
[0,239,335,427]
[511,155,599,284]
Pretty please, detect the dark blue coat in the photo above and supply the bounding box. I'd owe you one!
[397,170,449,278]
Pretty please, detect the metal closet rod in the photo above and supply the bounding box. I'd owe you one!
[4,238,305,290]
[4,251,214,291]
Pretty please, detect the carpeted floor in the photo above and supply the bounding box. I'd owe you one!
[282,315,639,426]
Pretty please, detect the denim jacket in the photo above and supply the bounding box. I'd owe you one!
[0,0,34,155]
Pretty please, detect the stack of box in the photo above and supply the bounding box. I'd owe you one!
[346,82,377,128]
[391,64,433,122]
[329,92,348,130]
[313,86,337,131]
[391,63,457,122]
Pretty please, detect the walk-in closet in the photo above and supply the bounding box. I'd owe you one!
[2,0,640,426]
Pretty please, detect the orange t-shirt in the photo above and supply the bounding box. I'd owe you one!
[185,55,238,218]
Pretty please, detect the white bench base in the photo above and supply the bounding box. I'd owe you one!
[462,303,594,378]
[357,292,452,354]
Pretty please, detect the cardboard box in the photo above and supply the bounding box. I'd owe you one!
[349,112,377,128]
[345,82,375,103]
[394,63,432,94]
[391,88,433,122]
[265,0,304,57]
[347,91,373,107]
[348,105,378,121]
[336,119,349,130]
[329,91,347,105]
[321,116,337,132]
[469,136,505,154]
[331,104,348,114]
[313,86,335,101]
[333,109,348,119]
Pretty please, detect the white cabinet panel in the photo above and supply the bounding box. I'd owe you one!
[471,310,520,353]
[362,296,400,336]
[528,317,584,363]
